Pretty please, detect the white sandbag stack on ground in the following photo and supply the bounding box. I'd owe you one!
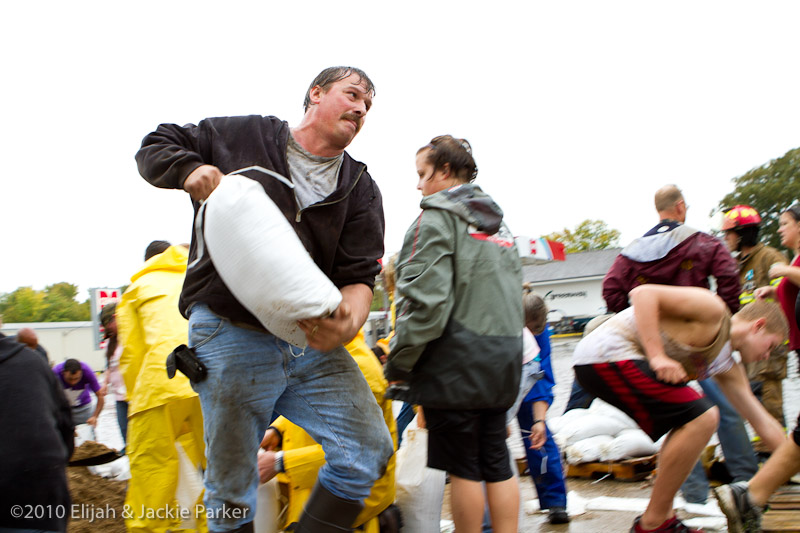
[550,399,657,465]
[201,171,342,347]
[601,428,658,462]
[546,407,588,436]
[566,435,614,464]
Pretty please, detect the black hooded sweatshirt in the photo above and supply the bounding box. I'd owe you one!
[135,115,385,329]
[0,333,74,531]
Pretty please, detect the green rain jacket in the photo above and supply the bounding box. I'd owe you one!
[387,184,523,409]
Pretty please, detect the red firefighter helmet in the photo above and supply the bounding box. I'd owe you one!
[721,205,761,230]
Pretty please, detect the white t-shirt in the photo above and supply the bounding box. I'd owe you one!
[572,307,736,380]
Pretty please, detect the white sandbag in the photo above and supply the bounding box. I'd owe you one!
[74,423,95,446]
[555,413,629,446]
[546,407,590,435]
[254,478,281,533]
[565,435,614,465]
[394,428,446,533]
[201,171,342,347]
[174,441,204,530]
[588,399,639,430]
[601,429,657,462]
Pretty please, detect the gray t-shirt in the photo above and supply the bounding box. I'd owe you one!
[287,134,343,210]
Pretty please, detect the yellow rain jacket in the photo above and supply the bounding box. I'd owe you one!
[117,245,206,533]
[118,245,197,414]
[270,331,397,531]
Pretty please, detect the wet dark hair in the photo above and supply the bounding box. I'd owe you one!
[303,66,375,112]
[145,240,171,261]
[64,358,82,373]
[417,135,478,183]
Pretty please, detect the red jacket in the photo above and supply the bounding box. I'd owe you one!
[603,224,741,314]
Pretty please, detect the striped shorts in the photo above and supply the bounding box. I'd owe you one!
[574,359,714,441]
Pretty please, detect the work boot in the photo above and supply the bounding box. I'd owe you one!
[548,507,570,524]
[713,481,763,533]
[629,515,704,532]
[293,483,364,532]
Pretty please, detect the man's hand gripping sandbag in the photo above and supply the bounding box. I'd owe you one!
[196,168,342,347]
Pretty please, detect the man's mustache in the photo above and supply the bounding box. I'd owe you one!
[341,113,362,130]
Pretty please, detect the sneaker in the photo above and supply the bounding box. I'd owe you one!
[548,507,570,524]
[630,515,704,532]
[713,482,763,533]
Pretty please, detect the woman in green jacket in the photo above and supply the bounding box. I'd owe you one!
[387,135,523,533]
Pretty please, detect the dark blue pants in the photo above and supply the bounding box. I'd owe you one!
[116,400,128,447]
[516,397,567,510]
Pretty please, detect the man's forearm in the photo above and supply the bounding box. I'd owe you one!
[92,393,105,419]
[340,283,373,339]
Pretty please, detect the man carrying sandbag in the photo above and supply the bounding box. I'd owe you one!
[135,66,393,533]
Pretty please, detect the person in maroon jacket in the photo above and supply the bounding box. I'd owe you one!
[599,184,756,507]
[135,66,393,533]
[602,185,741,313]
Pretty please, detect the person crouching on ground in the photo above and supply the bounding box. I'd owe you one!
[573,284,788,533]
[386,135,523,533]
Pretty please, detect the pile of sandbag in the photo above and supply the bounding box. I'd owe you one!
[548,400,658,465]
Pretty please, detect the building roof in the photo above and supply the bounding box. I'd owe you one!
[523,247,621,283]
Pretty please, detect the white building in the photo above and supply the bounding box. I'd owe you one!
[1,321,106,369]
[522,248,621,325]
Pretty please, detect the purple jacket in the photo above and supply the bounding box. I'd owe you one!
[603,224,741,314]
[53,361,100,407]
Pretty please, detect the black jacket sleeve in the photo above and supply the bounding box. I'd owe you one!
[135,122,209,190]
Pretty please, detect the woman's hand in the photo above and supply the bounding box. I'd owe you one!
[529,421,547,450]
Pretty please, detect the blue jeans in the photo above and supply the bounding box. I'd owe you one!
[680,378,758,503]
[395,402,416,448]
[116,400,128,448]
[188,304,393,532]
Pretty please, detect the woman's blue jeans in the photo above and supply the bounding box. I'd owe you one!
[188,304,393,531]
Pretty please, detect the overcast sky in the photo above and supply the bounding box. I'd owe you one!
[2,1,799,298]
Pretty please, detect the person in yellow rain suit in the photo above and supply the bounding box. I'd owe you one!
[117,242,206,533]
[258,331,398,532]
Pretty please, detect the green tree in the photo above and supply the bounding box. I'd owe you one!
[544,219,621,253]
[41,283,91,322]
[0,287,46,322]
[0,283,91,322]
[717,147,800,251]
